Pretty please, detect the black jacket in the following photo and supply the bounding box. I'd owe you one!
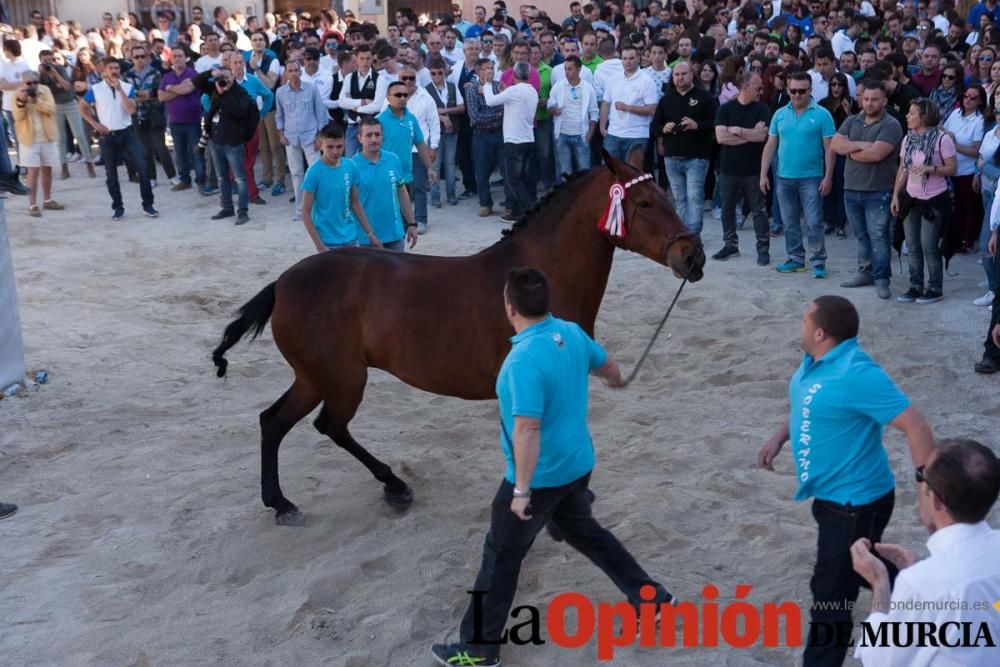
[651,86,716,160]
[192,70,253,146]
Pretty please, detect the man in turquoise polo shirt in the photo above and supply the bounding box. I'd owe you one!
[758,296,935,667]
[351,116,418,251]
[375,81,436,189]
[431,267,673,667]
[760,71,836,278]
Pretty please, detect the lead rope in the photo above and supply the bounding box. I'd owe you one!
[621,276,688,386]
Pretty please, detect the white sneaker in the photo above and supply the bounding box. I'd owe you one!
[170,175,182,186]
[150,179,158,189]
[901,240,908,256]
[711,207,721,220]
[66,153,80,163]
[974,290,995,306]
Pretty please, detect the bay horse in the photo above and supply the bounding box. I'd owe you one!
[212,152,705,525]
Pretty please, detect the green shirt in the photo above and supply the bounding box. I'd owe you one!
[581,55,603,73]
[535,61,552,121]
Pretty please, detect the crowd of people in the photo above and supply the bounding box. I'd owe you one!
[0,1,999,366]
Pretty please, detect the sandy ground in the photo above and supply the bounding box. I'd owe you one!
[1,159,998,667]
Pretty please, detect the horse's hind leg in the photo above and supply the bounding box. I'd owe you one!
[260,379,321,525]
[313,406,414,509]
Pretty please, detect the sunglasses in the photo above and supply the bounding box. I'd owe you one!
[941,73,956,80]
[965,94,980,100]
[400,75,416,81]
[980,55,994,61]
[789,88,810,95]
[750,66,764,72]
[391,92,409,99]
[914,464,947,503]
[830,81,844,87]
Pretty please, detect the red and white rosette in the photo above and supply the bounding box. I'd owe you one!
[598,182,627,238]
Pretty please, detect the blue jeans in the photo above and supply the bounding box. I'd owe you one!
[411,155,429,224]
[903,206,944,293]
[981,171,998,292]
[844,189,892,282]
[472,131,505,208]
[663,157,709,235]
[326,240,359,250]
[0,112,13,174]
[345,124,360,157]
[98,128,154,211]
[533,117,555,190]
[604,135,647,165]
[431,132,458,204]
[555,133,590,179]
[209,141,248,214]
[777,176,827,266]
[3,109,17,158]
[169,122,203,186]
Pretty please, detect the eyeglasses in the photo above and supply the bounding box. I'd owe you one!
[391,92,410,98]
[400,75,416,81]
[941,73,956,80]
[980,55,994,61]
[750,66,764,72]
[830,81,844,87]
[789,88,810,95]
[915,464,947,504]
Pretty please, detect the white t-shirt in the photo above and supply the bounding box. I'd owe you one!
[602,69,658,139]
[195,54,223,73]
[550,63,594,87]
[484,81,538,144]
[1,59,31,112]
[943,108,985,176]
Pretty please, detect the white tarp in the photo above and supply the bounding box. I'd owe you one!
[0,199,25,388]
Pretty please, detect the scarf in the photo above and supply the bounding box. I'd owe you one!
[903,126,941,169]
[929,86,957,119]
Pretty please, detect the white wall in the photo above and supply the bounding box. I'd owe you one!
[0,200,26,389]
[55,0,130,33]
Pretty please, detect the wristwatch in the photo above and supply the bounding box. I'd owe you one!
[513,487,531,498]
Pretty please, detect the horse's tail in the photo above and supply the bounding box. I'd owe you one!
[212,282,277,378]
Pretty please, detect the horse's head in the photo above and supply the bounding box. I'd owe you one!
[601,151,705,282]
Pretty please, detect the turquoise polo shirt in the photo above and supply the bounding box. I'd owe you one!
[788,338,910,506]
[769,100,835,179]
[495,316,608,489]
[352,150,405,245]
[376,107,424,185]
[302,158,359,246]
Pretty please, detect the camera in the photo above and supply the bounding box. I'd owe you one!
[41,64,52,72]
[26,88,36,98]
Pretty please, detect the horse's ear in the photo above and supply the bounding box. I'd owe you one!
[602,149,629,181]
[625,145,644,172]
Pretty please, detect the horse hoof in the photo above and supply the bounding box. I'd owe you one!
[275,509,305,526]
[383,485,413,509]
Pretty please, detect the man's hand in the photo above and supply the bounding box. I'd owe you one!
[989,230,997,255]
[369,234,384,249]
[890,195,900,218]
[681,116,697,131]
[874,542,918,571]
[549,106,561,116]
[759,174,770,194]
[279,132,289,146]
[661,121,676,134]
[427,168,438,186]
[993,323,1000,348]
[93,122,111,136]
[758,435,784,470]
[614,101,630,112]
[851,538,890,587]
[510,496,531,521]
[314,241,329,253]
[819,176,832,196]
[406,224,418,248]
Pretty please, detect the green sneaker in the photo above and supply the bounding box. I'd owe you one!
[776,260,806,273]
[430,642,500,666]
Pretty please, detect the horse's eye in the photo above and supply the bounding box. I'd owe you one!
[637,200,651,209]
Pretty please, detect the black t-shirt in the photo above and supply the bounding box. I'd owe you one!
[715,98,771,177]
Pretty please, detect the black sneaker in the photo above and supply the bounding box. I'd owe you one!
[430,642,500,666]
[916,290,943,304]
[112,209,125,220]
[712,246,740,261]
[756,253,770,266]
[459,190,477,199]
[0,503,17,521]
[250,195,267,205]
[142,205,159,218]
[897,288,923,303]
[211,209,235,220]
[235,212,250,225]
[499,213,519,224]
[0,174,29,195]
[975,356,1000,373]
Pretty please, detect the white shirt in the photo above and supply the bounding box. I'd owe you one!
[88,80,135,131]
[337,68,377,122]
[19,38,45,70]
[440,45,463,66]
[809,69,857,103]
[195,54,222,73]
[831,30,856,59]
[415,67,432,89]
[602,69,658,140]
[1,58,30,112]
[302,67,335,109]
[642,65,672,100]
[550,62,594,87]
[548,78,598,137]
[406,86,440,151]
[484,80,538,144]
[931,14,950,33]
[854,522,1000,667]
[593,58,624,101]
[319,54,338,74]
[943,109,985,176]
[356,69,400,115]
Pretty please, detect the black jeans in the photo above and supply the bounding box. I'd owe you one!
[985,250,1000,360]
[459,473,669,658]
[134,121,176,181]
[719,173,770,256]
[99,128,154,211]
[503,142,536,217]
[457,123,477,195]
[805,489,897,667]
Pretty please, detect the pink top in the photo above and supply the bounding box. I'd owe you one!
[719,82,739,105]
[500,66,541,91]
[901,132,957,199]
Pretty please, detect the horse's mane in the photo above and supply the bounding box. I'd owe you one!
[491,168,602,245]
